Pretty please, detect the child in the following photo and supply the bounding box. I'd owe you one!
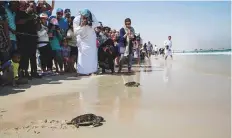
[48,18,64,73]
[0,52,28,87]
[61,39,72,72]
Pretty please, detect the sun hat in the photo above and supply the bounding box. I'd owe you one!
[64,9,71,14]
[50,18,59,25]
[56,8,63,13]
[39,12,48,19]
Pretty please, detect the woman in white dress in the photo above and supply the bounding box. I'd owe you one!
[73,9,99,76]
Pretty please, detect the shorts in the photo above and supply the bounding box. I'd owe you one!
[70,46,78,56]
[147,50,152,54]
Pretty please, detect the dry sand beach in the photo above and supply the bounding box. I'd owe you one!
[0,55,230,138]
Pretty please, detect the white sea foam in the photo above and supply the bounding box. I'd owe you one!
[174,51,231,55]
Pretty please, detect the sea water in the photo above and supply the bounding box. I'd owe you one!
[174,52,231,77]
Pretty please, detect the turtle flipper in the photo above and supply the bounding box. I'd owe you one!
[66,121,73,125]
[92,118,101,127]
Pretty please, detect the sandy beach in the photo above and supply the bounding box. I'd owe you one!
[0,55,230,138]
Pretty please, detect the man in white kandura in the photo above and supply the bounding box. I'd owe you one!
[73,9,99,76]
[154,45,158,57]
[164,36,173,60]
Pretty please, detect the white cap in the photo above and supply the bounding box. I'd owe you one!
[39,13,48,19]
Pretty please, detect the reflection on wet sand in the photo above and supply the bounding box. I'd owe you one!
[163,60,172,83]
[93,73,142,124]
[143,59,152,72]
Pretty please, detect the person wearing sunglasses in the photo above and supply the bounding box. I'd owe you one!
[118,18,136,73]
[54,8,68,37]
[64,8,71,19]
[164,36,173,60]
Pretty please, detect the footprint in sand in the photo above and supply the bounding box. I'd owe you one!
[5,119,74,134]
[0,109,7,113]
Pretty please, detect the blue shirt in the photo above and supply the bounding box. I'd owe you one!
[61,46,70,57]
[58,17,68,33]
[5,7,16,41]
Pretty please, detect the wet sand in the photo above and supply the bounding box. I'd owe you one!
[0,56,230,138]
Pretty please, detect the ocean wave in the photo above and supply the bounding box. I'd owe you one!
[174,51,231,55]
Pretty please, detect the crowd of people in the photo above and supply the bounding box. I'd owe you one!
[0,0,143,87]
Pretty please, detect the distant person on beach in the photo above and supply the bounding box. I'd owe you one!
[73,9,99,76]
[159,48,165,57]
[143,43,147,52]
[147,41,153,58]
[154,45,158,57]
[164,36,173,60]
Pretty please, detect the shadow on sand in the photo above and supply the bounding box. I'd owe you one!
[0,73,81,96]
[0,60,162,96]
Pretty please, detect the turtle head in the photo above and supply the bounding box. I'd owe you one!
[136,83,140,87]
[96,116,105,122]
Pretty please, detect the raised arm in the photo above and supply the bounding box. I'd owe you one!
[51,0,55,12]
[73,16,84,36]
[164,40,167,46]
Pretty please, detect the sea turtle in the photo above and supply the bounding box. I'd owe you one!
[124,81,140,87]
[66,113,105,128]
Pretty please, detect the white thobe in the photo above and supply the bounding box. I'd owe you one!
[73,17,98,75]
[154,46,158,52]
[164,39,172,56]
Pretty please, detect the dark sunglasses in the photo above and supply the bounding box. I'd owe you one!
[57,12,63,15]
[125,23,131,26]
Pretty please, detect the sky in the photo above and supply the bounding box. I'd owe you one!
[48,1,231,51]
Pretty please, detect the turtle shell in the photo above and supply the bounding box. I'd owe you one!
[71,114,97,125]
[125,82,140,87]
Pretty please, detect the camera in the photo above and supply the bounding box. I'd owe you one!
[165,45,169,50]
